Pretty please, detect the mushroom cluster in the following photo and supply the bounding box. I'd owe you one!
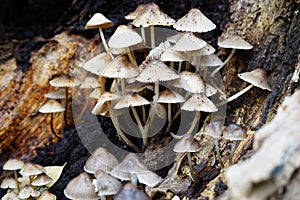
[64,147,158,200]
[1,158,64,199]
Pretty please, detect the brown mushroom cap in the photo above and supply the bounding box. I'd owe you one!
[237,68,272,91]
[108,25,143,49]
[31,173,53,186]
[202,121,225,138]
[181,93,218,112]
[100,55,140,79]
[173,32,207,52]
[38,99,65,113]
[217,35,253,50]
[3,158,24,171]
[19,162,46,177]
[85,13,114,29]
[157,88,185,104]
[37,190,56,200]
[83,53,113,75]
[173,134,201,153]
[18,185,40,199]
[132,3,175,27]
[136,59,179,83]
[84,147,119,174]
[173,8,216,33]
[93,170,122,196]
[64,172,98,200]
[49,75,80,88]
[44,89,66,99]
[114,183,150,200]
[125,4,147,20]
[114,93,150,109]
[2,191,20,200]
[222,124,246,141]
[0,177,18,189]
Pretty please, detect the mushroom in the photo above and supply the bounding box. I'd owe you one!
[160,45,187,70]
[157,88,185,132]
[173,8,216,33]
[37,190,57,200]
[188,43,216,56]
[85,13,114,59]
[91,92,139,151]
[190,53,223,72]
[132,3,175,48]
[108,25,143,67]
[64,172,98,200]
[114,93,150,146]
[222,123,246,159]
[93,170,122,200]
[83,53,113,76]
[125,4,146,20]
[49,74,80,127]
[226,68,272,103]
[173,133,201,180]
[114,183,150,200]
[84,147,118,174]
[201,121,225,166]
[44,89,66,100]
[211,35,253,76]
[19,162,46,184]
[2,191,20,200]
[0,177,18,190]
[3,158,24,192]
[18,185,40,199]
[31,173,53,187]
[38,99,65,138]
[173,32,207,52]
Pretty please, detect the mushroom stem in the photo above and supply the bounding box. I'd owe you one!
[130,173,138,187]
[13,170,20,192]
[142,105,147,124]
[121,78,126,95]
[107,103,140,152]
[76,91,91,122]
[166,103,172,132]
[229,141,237,157]
[170,106,181,125]
[110,79,119,93]
[50,113,60,138]
[150,25,155,48]
[187,111,201,134]
[144,104,156,140]
[127,48,137,67]
[210,49,236,76]
[141,27,146,45]
[98,27,114,59]
[226,84,254,103]
[178,62,183,73]
[170,61,174,69]
[131,106,147,146]
[187,152,196,181]
[100,196,106,200]
[153,81,159,104]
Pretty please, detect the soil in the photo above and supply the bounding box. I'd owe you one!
[0,0,232,199]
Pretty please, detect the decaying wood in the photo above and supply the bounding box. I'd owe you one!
[0,32,100,163]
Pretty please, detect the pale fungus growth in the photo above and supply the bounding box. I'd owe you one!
[114,183,150,200]
[18,185,40,199]
[3,158,24,192]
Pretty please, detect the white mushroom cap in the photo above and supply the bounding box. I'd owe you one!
[218,35,253,50]
[93,170,122,196]
[114,93,150,109]
[2,191,20,200]
[222,124,246,141]
[125,4,147,20]
[38,99,65,113]
[161,47,187,62]
[85,13,114,29]
[136,59,179,83]
[3,158,24,170]
[126,82,154,92]
[83,53,113,75]
[202,121,225,138]
[173,8,216,33]
[179,71,206,94]
[190,54,223,67]
[166,33,184,43]
[205,84,218,97]
[173,32,207,52]
[181,93,218,112]
[238,68,272,91]
[0,177,18,189]
[37,190,56,200]
[133,167,162,187]
[44,89,66,99]
[100,55,140,79]
[18,185,40,199]
[31,173,53,186]
[19,163,46,177]
[132,3,175,27]
[188,43,216,56]
[64,172,98,200]
[49,75,80,88]
[91,92,121,115]
[79,76,102,89]
[108,25,143,49]
[114,183,150,200]
[173,134,201,153]
[157,89,185,104]
[84,147,119,174]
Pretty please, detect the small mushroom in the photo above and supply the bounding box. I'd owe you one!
[83,53,112,76]
[19,162,46,185]
[44,89,66,100]
[3,158,24,192]
[18,185,40,199]
[31,173,53,187]
[226,68,272,103]
[125,4,146,20]
[2,190,20,200]
[64,172,98,200]
[173,8,216,33]
[114,183,150,200]
[222,123,246,159]
[0,177,18,190]
[172,32,207,52]
[37,190,56,200]
[39,99,65,138]
[93,170,122,200]
[84,147,119,174]
[190,53,223,72]
[173,133,201,180]
[85,13,114,59]
[211,35,253,76]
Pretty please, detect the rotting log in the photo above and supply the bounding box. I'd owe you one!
[0,32,100,163]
